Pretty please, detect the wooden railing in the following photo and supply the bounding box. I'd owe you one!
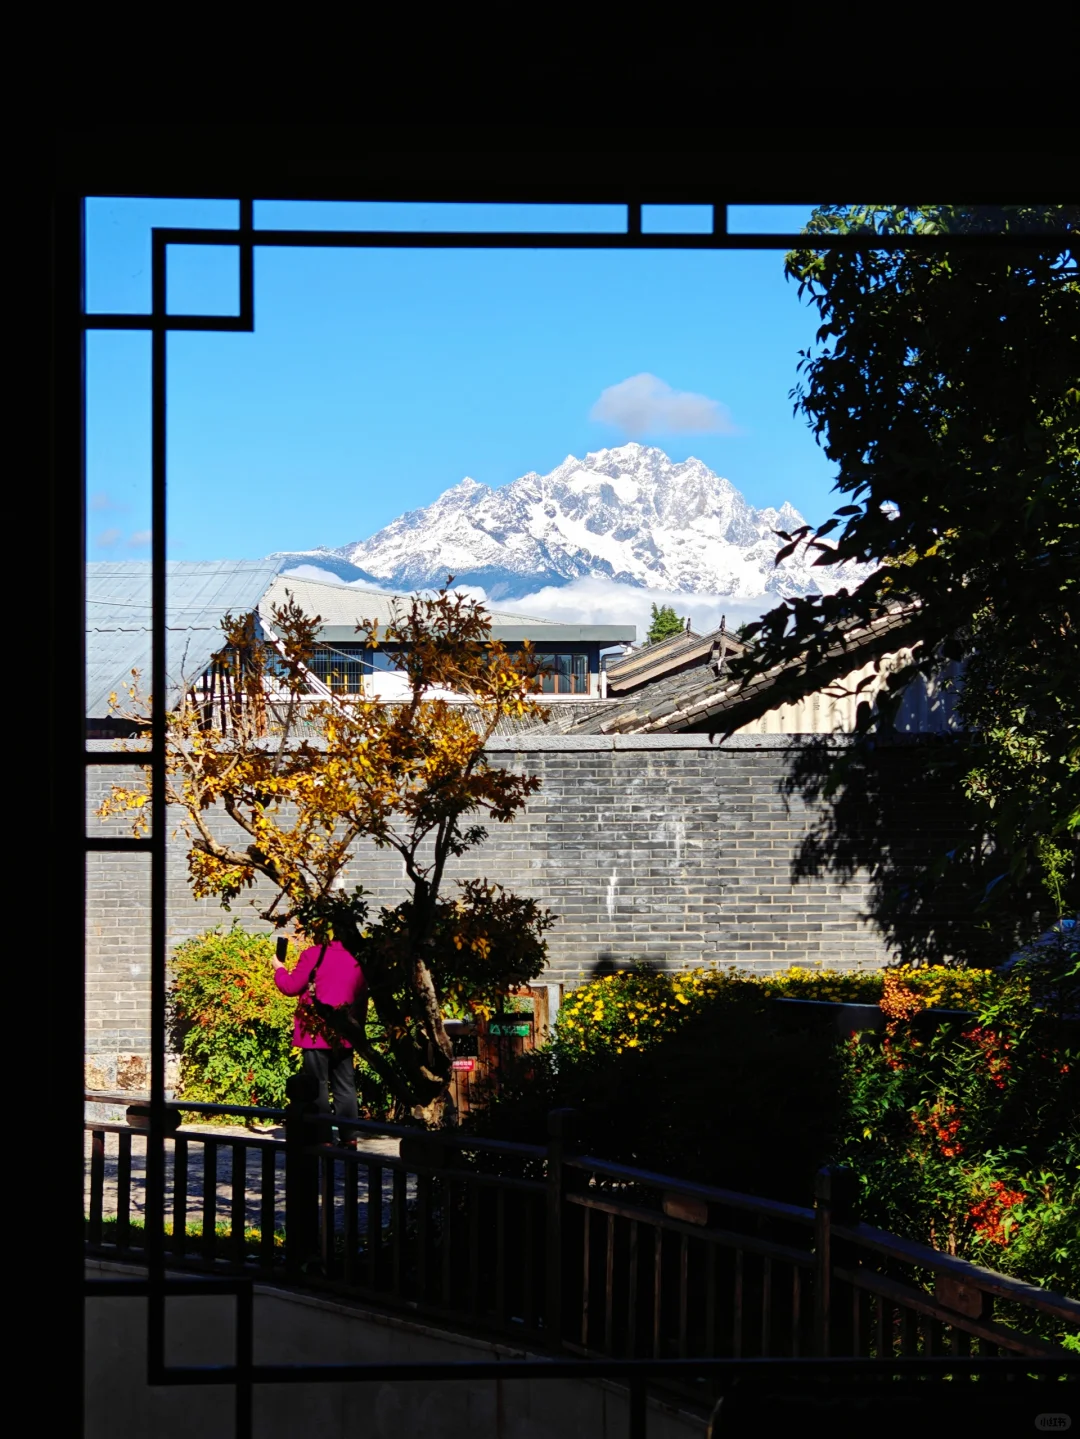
[84,1091,1080,1391]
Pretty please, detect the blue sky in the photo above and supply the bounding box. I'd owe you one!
[85,200,833,565]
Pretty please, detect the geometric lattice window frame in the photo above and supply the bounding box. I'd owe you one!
[73,190,1076,1437]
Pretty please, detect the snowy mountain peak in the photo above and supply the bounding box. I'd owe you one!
[275,446,870,603]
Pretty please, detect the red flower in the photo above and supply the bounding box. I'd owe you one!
[911,1102,964,1157]
[969,1180,1025,1246]
[962,1025,1014,1090]
[882,1035,906,1071]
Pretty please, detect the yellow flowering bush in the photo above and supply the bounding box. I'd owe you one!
[889,964,1013,1012]
[756,964,1003,1011]
[553,967,727,1060]
[553,963,1010,1060]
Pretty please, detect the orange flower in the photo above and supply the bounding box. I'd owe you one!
[879,970,926,1022]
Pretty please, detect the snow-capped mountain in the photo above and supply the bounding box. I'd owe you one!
[270,444,869,601]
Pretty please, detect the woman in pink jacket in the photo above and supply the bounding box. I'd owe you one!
[273,938,368,1147]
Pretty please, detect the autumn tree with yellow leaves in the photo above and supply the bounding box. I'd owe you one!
[100,585,554,1124]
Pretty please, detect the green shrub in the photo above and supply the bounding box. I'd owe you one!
[170,927,299,1109]
[835,946,1080,1314]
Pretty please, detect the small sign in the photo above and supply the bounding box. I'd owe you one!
[489,1023,531,1037]
[663,1191,709,1227]
[934,1275,988,1318]
[452,1058,475,1072]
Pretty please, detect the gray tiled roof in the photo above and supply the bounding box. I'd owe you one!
[605,624,747,696]
[86,560,280,718]
[571,608,922,735]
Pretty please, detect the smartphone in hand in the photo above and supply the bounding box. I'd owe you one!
[275,936,289,963]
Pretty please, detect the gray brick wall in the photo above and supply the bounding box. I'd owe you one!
[84,735,952,1067]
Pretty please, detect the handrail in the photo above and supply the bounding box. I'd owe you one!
[86,1119,283,1147]
[309,1139,545,1191]
[833,1220,1080,1322]
[85,1091,546,1152]
[446,1134,547,1158]
[566,1190,813,1266]
[85,1092,286,1121]
[86,1091,417,1139]
[771,999,975,1020]
[835,1265,1072,1357]
[82,1101,1076,1306]
[566,1153,816,1226]
[84,1112,1078,1363]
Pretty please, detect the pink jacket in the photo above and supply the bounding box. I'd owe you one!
[274,941,368,1050]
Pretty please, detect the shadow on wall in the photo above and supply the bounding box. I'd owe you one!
[779,737,1052,966]
[589,953,664,981]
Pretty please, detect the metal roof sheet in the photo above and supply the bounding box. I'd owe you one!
[260,575,634,643]
[86,560,280,718]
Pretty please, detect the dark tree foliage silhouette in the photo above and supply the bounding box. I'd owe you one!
[727,205,1079,946]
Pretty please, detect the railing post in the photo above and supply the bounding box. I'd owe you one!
[813,1164,858,1357]
[284,1070,320,1279]
[545,1108,579,1349]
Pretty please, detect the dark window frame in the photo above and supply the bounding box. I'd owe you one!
[536,650,591,694]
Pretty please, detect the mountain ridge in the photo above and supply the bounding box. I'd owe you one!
[268,443,868,601]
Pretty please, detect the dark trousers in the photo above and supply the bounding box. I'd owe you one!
[302,1046,359,1144]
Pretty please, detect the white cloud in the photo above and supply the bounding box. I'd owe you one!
[483,577,778,642]
[279,565,368,587]
[90,490,133,514]
[589,373,737,437]
[445,584,488,605]
[128,530,153,547]
[95,528,122,549]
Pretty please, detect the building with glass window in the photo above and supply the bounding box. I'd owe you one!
[86,562,636,735]
[259,574,634,700]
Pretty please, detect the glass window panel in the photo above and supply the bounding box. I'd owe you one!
[641,205,713,234]
[727,205,821,234]
[85,197,240,314]
[253,201,629,234]
[166,244,241,316]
